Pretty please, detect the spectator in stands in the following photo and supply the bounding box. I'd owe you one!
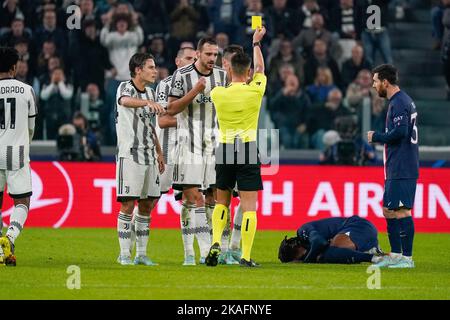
[72,111,102,161]
[270,74,311,149]
[70,18,113,97]
[298,0,323,30]
[100,11,144,144]
[40,67,74,139]
[306,88,351,150]
[36,39,57,77]
[80,83,103,132]
[38,55,62,88]
[168,0,200,55]
[303,38,341,88]
[306,66,338,105]
[34,9,67,59]
[0,17,32,48]
[266,0,301,39]
[356,0,393,66]
[0,0,25,31]
[269,39,305,86]
[79,0,97,23]
[147,35,172,71]
[215,32,230,67]
[15,60,40,95]
[208,0,244,44]
[341,44,372,90]
[14,37,36,77]
[431,0,448,50]
[345,69,373,112]
[134,0,170,36]
[267,61,295,95]
[292,13,341,62]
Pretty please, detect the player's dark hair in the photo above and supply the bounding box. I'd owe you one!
[177,46,195,58]
[230,51,251,76]
[129,52,154,77]
[197,37,217,51]
[223,44,244,61]
[278,236,301,263]
[0,47,19,73]
[372,64,398,85]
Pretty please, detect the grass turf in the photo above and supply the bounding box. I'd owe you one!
[0,228,449,300]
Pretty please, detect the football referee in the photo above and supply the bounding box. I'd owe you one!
[205,27,267,267]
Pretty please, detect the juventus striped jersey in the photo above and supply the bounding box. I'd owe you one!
[169,63,227,155]
[0,78,37,170]
[155,76,176,164]
[115,80,157,165]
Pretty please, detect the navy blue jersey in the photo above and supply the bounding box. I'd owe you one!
[297,218,347,243]
[373,91,419,180]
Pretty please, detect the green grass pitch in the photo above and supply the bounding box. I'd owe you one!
[1,228,449,300]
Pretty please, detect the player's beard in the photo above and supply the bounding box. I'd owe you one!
[377,84,387,98]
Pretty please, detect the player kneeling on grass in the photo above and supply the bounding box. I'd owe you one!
[115,53,165,266]
[0,47,38,267]
[278,216,386,264]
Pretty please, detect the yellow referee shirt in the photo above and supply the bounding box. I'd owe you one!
[211,72,267,144]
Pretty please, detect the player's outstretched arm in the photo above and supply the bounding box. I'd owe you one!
[120,97,165,114]
[167,77,206,116]
[253,27,266,75]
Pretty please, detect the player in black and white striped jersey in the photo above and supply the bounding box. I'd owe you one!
[167,38,227,265]
[115,53,165,266]
[156,47,196,195]
[0,47,37,266]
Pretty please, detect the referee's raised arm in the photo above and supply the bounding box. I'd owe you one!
[252,26,266,75]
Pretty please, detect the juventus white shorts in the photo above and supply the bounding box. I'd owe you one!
[172,144,216,190]
[160,163,174,194]
[0,163,32,198]
[116,157,160,201]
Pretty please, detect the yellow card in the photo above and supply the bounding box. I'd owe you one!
[251,16,262,30]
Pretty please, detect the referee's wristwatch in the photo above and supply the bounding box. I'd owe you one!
[253,42,261,47]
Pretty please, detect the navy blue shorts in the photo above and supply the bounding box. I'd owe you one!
[383,179,417,210]
[339,216,379,252]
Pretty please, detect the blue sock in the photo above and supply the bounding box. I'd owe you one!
[398,216,415,257]
[386,218,402,254]
[318,246,374,264]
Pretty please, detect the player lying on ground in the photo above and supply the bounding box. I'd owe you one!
[278,216,386,264]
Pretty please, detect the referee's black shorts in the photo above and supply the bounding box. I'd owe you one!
[215,141,263,192]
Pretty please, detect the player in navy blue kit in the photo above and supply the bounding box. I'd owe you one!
[278,217,385,264]
[368,64,419,269]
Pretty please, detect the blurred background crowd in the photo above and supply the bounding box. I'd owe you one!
[0,0,448,164]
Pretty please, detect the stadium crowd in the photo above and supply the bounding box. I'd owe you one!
[0,0,435,160]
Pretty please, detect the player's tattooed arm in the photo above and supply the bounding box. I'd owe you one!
[167,77,206,116]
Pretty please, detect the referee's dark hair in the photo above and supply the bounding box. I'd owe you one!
[0,47,19,73]
[129,52,155,77]
[230,51,251,76]
[223,44,244,61]
[197,37,217,51]
[372,64,398,85]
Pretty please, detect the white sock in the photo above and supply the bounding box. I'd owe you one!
[221,209,231,253]
[195,206,211,257]
[135,213,151,257]
[117,212,132,257]
[229,205,243,251]
[205,204,214,230]
[180,202,196,258]
[6,204,28,244]
[390,252,403,259]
